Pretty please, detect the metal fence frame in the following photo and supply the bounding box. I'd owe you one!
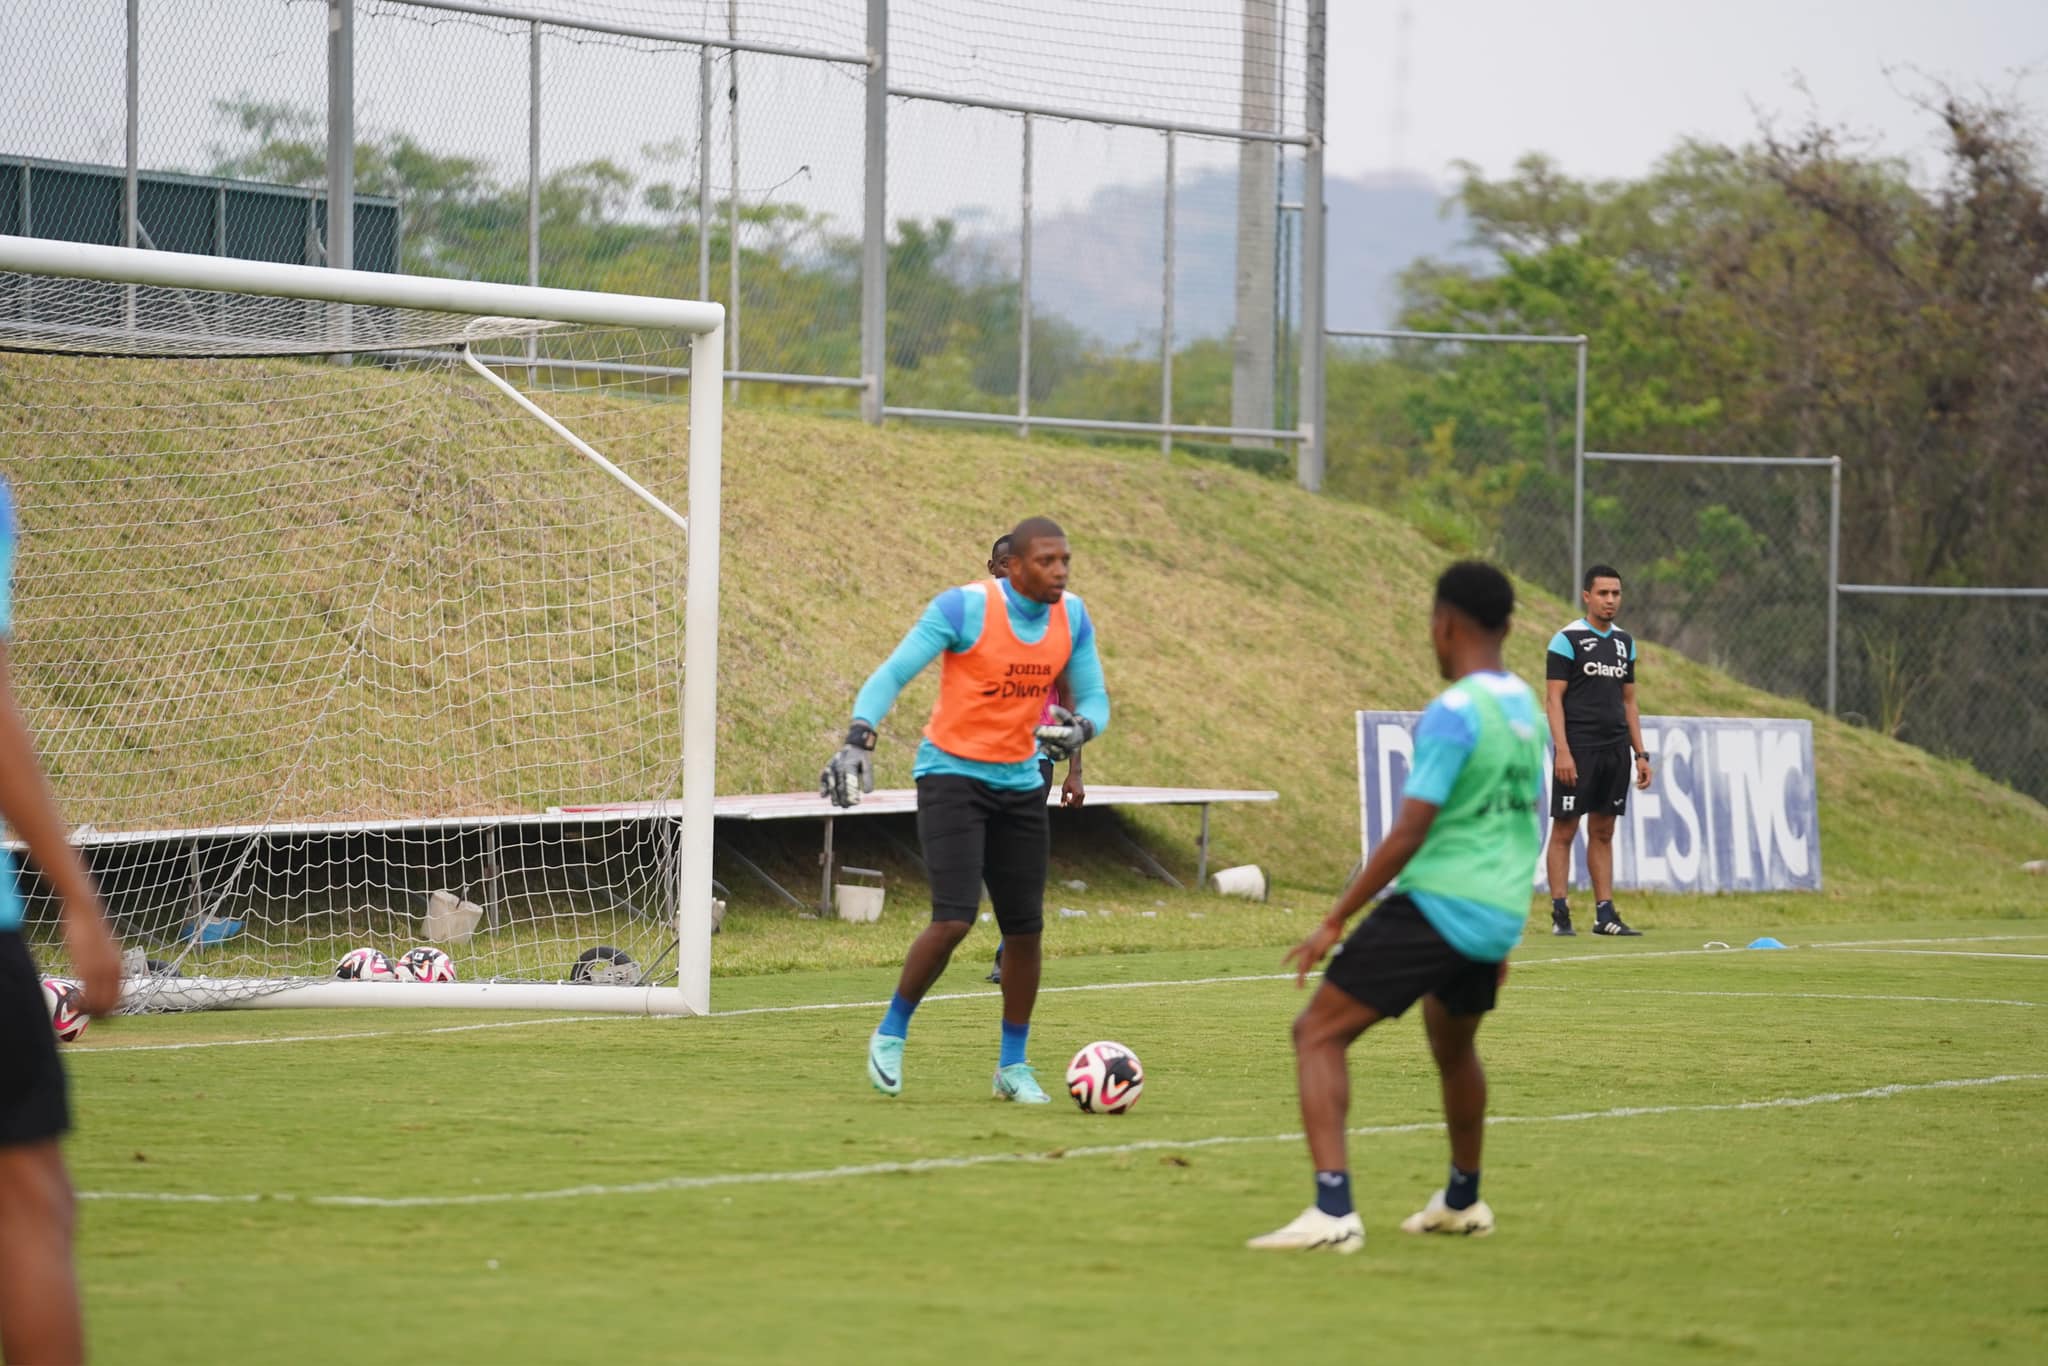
[1578,450,1844,709]
[85,2,1331,468]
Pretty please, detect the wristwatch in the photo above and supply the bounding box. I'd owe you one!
[1634,751,1650,761]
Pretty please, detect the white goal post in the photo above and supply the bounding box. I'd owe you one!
[0,234,724,1016]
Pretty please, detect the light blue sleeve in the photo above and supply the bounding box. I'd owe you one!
[0,478,15,636]
[1629,636,1638,661]
[851,592,967,729]
[1547,630,1574,659]
[1061,595,1109,735]
[1402,695,1478,806]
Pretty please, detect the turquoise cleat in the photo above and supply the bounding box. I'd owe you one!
[992,1061,1052,1104]
[867,1032,904,1097]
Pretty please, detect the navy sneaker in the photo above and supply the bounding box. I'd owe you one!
[1551,907,1576,937]
[1592,913,1641,937]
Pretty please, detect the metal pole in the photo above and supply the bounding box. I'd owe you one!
[1827,456,1842,715]
[1295,0,1326,490]
[727,1,741,407]
[123,0,139,251]
[678,325,725,1015]
[1160,130,1175,456]
[1233,0,1279,449]
[325,0,355,270]
[697,45,712,303]
[527,20,541,383]
[861,0,887,424]
[1572,335,1588,598]
[1018,113,1032,439]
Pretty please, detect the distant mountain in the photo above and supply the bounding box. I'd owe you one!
[997,170,1482,348]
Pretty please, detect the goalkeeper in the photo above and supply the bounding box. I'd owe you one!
[822,516,1109,1103]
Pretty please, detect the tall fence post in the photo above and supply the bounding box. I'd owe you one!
[1017,113,1032,439]
[698,44,712,304]
[727,1,741,407]
[1160,129,1176,456]
[1296,0,1327,491]
[861,0,888,424]
[1572,335,1588,597]
[1827,455,1842,715]
[124,0,139,251]
[325,0,354,271]
[527,20,541,382]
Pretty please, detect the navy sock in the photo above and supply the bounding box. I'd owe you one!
[999,1019,1030,1068]
[1314,1170,1353,1218]
[1551,897,1571,916]
[1595,899,1617,919]
[1445,1164,1481,1211]
[877,992,918,1040]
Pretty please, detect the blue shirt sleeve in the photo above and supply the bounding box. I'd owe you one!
[0,478,15,636]
[851,591,967,728]
[1059,595,1109,735]
[1402,694,1478,806]
[1547,630,1574,659]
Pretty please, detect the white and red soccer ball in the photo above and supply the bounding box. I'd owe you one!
[334,947,399,981]
[1066,1040,1144,1114]
[397,947,456,983]
[40,977,89,1043]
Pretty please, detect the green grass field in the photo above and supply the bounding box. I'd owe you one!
[65,916,2048,1364]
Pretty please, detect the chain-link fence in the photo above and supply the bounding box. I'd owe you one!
[1,0,1324,448]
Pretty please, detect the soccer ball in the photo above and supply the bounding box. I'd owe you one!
[1066,1040,1144,1114]
[397,947,457,983]
[335,948,398,981]
[40,977,89,1043]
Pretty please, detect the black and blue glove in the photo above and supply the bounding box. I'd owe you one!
[821,720,878,808]
[1033,705,1095,764]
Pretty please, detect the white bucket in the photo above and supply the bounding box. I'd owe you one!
[424,889,485,944]
[1209,864,1268,901]
[835,867,886,924]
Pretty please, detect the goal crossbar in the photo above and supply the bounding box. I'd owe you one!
[0,236,726,1017]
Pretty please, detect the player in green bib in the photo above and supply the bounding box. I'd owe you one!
[1249,561,1547,1254]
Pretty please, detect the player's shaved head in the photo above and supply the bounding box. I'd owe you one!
[1435,560,1515,633]
[1007,516,1066,558]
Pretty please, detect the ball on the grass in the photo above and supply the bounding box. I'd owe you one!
[40,977,89,1043]
[1066,1040,1144,1114]
[335,947,398,981]
[397,947,456,983]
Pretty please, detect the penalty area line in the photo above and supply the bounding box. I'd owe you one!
[79,1072,2048,1209]
[65,1015,621,1055]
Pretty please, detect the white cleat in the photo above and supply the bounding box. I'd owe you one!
[1399,1189,1495,1237]
[1245,1206,1365,1254]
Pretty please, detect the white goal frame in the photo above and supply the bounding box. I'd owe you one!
[0,234,725,1016]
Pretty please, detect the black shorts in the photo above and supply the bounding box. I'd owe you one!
[1323,895,1500,1019]
[1552,739,1632,820]
[917,774,1050,936]
[0,932,70,1148]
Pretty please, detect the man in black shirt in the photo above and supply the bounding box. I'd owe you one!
[1544,565,1651,936]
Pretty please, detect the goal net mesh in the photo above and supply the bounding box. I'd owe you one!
[1,270,700,1009]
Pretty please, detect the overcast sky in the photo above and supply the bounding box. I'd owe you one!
[1325,0,2048,184]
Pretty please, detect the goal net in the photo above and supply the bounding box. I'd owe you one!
[0,236,723,1015]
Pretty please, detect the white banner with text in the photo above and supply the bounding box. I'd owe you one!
[1355,712,1821,893]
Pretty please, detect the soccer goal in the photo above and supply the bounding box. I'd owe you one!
[0,234,723,1016]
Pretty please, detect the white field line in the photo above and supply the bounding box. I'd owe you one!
[78,1072,2048,1209]
[65,1015,617,1055]
[1512,985,2045,1008]
[1832,949,2048,962]
[65,930,2048,1050]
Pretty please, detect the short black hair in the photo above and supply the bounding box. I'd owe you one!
[1007,516,1066,558]
[1435,560,1515,632]
[1583,563,1622,591]
[989,534,1013,562]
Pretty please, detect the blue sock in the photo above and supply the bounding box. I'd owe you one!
[1314,1170,1353,1218]
[877,992,918,1040]
[1551,897,1570,915]
[1445,1163,1480,1211]
[999,1019,1030,1068]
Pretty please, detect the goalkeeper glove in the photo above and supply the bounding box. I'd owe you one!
[1033,705,1095,763]
[821,720,877,808]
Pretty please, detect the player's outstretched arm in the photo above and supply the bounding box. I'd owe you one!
[0,644,121,1014]
[820,595,961,807]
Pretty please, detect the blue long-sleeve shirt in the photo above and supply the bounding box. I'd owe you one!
[853,579,1109,790]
